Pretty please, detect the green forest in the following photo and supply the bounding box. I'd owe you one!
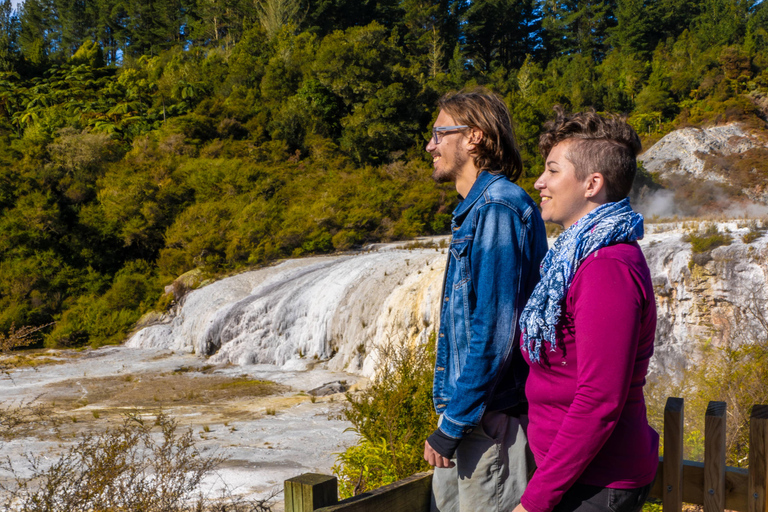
[0,0,766,347]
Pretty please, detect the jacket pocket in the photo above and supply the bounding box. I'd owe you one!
[450,239,472,289]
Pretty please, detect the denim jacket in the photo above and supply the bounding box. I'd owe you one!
[434,171,547,439]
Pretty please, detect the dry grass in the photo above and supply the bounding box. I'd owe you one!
[43,373,287,410]
[0,324,57,376]
[0,324,50,354]
[395,238,449,250]
[0,400,63,441]
[0,412,276,511]
[0,350,73,370]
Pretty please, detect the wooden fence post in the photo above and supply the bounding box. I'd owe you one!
[664,397,685,512]
[749,405,768,512]
[704,401,727,512]
[285,473,339,512]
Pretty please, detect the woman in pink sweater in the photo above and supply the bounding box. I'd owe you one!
[515,109,659,512]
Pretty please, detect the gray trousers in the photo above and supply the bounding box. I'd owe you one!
[431,411,532,512]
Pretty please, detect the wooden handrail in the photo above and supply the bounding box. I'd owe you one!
[285,399,768,512]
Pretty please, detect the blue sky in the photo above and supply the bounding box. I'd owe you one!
[11,0,23,10]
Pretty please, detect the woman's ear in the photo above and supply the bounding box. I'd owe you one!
[585,173,606,200]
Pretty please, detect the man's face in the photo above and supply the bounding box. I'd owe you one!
[426,110,470,184]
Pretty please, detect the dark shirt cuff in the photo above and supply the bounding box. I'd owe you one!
[427,428,461,459]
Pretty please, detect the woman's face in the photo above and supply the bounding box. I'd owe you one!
[534,141,600,229]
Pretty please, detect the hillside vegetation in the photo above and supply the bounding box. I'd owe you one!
[0,0,767,346]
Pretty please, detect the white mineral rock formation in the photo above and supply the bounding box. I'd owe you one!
[638,124,764,182]
[128,241,447,377]
[128,224,768,379]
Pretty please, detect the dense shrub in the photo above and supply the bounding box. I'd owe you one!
[333,334,438,498]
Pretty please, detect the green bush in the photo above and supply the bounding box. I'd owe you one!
[742,221,764,244]
[684,224,733,253]
[333,333,438,498]
[45,261,162,348]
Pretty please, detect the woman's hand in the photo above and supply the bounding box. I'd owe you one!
[512,503,528,512]
[423,440,455,468]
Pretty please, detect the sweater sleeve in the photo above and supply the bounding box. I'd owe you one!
[521,257,643,512]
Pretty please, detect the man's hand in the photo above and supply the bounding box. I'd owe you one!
[424,440,455,468]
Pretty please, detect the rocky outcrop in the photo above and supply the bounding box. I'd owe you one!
[643,221,768,376]
[638,124,764,183]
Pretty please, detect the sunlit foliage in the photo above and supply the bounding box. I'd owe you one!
[0,0,767,347]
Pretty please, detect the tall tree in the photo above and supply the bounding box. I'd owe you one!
[53,0,91,58]
[541,0,617,62]
[464,0,541,71]
[399,0,462,77]
[650,0,703,43]
[90,0,127,65]
[0,0,20,72]
[304,0,403,38]
[18,0,56,68]
[608,0,656,58]
[257,0,302,39]
[122,0,193,57]
[191,0,249,48]
[691,0,752,48]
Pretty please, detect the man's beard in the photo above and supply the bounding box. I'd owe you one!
[431,145,469,184]
[431,166,459,184]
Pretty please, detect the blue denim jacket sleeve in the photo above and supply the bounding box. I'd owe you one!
[438,200,528,438]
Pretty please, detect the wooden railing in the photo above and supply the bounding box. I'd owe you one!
[284,399,768,512]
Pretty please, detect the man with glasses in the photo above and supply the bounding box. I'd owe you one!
[423,90,547,512]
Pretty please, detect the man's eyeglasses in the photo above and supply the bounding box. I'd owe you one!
[432,125,469,144]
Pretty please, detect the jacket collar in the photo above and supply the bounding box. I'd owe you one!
[452,170,505,221]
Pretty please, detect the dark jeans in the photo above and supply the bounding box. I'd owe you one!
[552,483,652,512]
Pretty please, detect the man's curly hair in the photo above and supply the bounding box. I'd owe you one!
[539,107,642,202]
[438,89,523,182]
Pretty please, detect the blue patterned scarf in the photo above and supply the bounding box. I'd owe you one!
[520,197,644,363]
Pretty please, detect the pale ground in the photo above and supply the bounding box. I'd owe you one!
[0,346,365,511]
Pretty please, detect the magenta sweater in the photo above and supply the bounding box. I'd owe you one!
[520,242,659,512]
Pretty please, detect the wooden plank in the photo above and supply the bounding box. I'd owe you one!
[285,473,338,512]
[749,405,768,512]
[650,459,749,511]
[316,471,433,512]
[705,401,727,512]
[664,397,685,512]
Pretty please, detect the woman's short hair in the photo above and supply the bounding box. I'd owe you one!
[539,107,642,202]
[438,89,523,182]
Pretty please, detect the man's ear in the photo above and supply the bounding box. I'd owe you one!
[467,128,484,146]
